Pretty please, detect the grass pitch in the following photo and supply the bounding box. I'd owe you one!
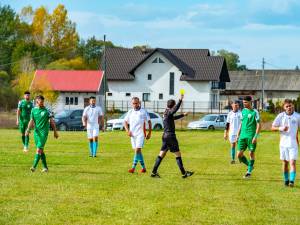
[0,129,300,225]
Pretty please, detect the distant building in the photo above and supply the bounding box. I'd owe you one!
[222,70,300,108]
[31,70,104,113]
[101,47,230,112]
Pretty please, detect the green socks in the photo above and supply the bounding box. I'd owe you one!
[33,154,41,168]
[231,148,235,160]
[22,135,25,146]
[24,136,29,148]
[248,159,255,173]
[239,156,248,166]
[41,153,48,169]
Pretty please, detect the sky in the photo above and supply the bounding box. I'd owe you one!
[2,0,300,69]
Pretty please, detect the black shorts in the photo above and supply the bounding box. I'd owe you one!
[160,135,179,152]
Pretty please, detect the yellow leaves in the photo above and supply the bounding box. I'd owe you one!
[13,72,34,97]
[46,57,87,70]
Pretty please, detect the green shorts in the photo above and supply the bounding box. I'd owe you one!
[19,120,29,133]
[238,137,257,152]
[34,131,49,149]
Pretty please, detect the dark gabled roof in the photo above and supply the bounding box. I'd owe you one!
[226,70,300,91]
[129,48,195,78]
[102,47,229,82]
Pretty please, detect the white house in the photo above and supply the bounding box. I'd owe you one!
[31,70,104,113]
[102,48,230,112]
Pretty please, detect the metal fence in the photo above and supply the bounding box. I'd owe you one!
[106,100,230,115]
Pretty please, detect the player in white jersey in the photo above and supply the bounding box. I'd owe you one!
[124,97,152,173]
[272,99,300,187]
[82,96,104,157]
[224,100,242,164]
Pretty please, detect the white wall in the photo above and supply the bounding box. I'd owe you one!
[107,52,212,108]
[52,92,103,113]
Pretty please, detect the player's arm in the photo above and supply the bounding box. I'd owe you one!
[50,117,59,139]
[174,112,188,120]
[99,115,104,131]
[169,95,183,115]
[252,122,261,144]
[82,111,87,128]
[224,122,230,140]
[235,123,241,142]
[25,119,34,136]
[271,114,288,132]
[16,103,21,125]
[124,120,132,137]
[146,120,152,140]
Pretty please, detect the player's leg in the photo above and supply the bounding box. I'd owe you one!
[231,142,236,164]
[282,160,289,186]
[173,150,194,178]
[87,129,93,157]
[38,134,48,172]
[23,121,30,151]
[280,147,289,186]
[92,127,99,157]
[288,147,297,187]
[19,122,27,151]
[31,148,42,172]
[289,160,296,187]
[151,150,167,177]
[135,136,146,172]
[237,138,248,166]
[129,137,138,173]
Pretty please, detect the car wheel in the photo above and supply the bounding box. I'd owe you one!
[208,125,215,130]
[58,123,68,131]
[153,124,162,130]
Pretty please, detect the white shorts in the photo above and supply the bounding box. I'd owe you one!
[131,136,145,149]
[280,146,298,161]
[87,127,99,139]
[229,134,237,144]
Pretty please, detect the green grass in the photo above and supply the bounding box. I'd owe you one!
[1,130,300,225]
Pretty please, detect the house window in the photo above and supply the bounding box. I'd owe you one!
[125,93,131,97]
[148,74,152,80]
[142,93,150,102]
[159,93,163,100]
[65,97,69,105]
[74,97,78,105]
[169,72,175,95]
[70,97,74,105]
[152,58,158,63]
[107,92,112,96]
[159,58,164,63]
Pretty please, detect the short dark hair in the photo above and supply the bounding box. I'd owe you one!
[131,97,140,102]
[24,91,30,95]
[89,96,96,100]
[232,100,240,104]
[283,99,293,105]
[35,95,44,101]
[243,96,252,102]
[167,99,176,108]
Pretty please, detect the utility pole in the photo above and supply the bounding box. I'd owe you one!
[103,34,107,114]
[261,57,265,111]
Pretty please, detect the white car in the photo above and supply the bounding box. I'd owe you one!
[187,114,227,130]
[106,111,164,131]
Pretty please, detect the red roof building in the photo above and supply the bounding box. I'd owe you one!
[32,70,104,92]
[31,70,105,113]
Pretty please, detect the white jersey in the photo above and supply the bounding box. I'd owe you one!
[226,110,242,136]
[272,112,300,148]
[83,105,103,129]
[124,108,150,137]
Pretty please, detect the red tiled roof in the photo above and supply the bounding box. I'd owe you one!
[32,70,104,92]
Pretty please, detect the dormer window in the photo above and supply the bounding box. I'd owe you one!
[152,57,165,63]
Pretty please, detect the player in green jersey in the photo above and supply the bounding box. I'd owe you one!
[25,95,58,172]
[236,96,261,179]
[16,91,34,152]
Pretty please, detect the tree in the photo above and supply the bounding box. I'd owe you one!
[216,49,247,71]
[46,57,87,70]
[0,70,18,110]
[31,74,59,110]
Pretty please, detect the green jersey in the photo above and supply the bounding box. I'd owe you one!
[30,107,52,149]
[240,108,260,138]
[18,99,34,122]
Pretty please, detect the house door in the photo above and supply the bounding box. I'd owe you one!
[84,98,90,107]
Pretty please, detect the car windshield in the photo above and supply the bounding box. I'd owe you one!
[119,113,127,119]
[55,111,71,118]
[200,115,217,122]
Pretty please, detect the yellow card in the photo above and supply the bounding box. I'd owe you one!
[180,89,185,95]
